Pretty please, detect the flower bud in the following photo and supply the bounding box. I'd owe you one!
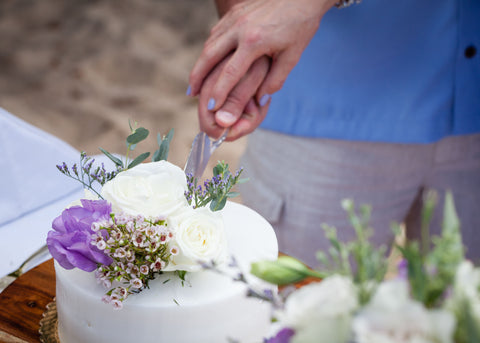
[251,256,321,285]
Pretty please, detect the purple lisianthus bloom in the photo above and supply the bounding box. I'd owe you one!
[265,328,295,343]
[47,199,113,272]
[397,258,409,280]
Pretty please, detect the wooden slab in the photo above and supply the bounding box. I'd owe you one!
[0,259,55,343]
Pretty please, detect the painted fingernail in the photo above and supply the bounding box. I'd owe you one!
[207,98,216,111]
[186,85,192,96]
[216,110,236,125]
[259,94,271,107]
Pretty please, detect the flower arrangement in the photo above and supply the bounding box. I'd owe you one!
[249,191,480,343]
[47,123,243,309]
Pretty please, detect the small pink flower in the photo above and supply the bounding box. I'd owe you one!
[116,287,128,298]
[170,246,179,255]
[101,295,111,304]
[96,240,107,250]
[151,258,165,271]
[129,265,140,276]
[126,221,135,231]
[146,227,156,237]
[133,232,145,247]
[148,241,159,252]
[130,278,143,289]
[91,222,102,232]
[102,279,112,289]
[114,248,127,258]
[140,265,149,275]
[111,299,123,310]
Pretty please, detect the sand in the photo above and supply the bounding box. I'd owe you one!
[0,0,247,172]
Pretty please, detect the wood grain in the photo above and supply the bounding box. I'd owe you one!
[0,259,55,343]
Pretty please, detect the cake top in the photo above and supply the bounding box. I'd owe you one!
[46,123,245,308]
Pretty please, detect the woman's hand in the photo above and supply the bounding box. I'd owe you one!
[197,54,271,141]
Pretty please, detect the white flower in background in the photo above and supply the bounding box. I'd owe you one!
[447,260,480,323]
[278,275,358,343]
[164,206,227,272]
[101,161,188,217]
[353,279,455,343]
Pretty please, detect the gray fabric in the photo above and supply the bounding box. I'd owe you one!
[239,129,480,267]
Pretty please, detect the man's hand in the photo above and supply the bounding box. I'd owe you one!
[189,0,336,115]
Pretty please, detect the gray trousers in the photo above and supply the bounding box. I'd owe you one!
[239,129,480,267]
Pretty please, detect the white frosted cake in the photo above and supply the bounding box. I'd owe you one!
[54,201,278,343]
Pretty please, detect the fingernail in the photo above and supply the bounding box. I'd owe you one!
[186,85,192,96]
[216,110,236,125]
[207,98,216,111]
[259,94,271,107]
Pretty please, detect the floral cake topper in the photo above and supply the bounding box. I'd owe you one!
[47,123,243,309]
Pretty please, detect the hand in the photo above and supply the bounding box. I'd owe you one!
[189,0,335,112]
[197,55,271,141]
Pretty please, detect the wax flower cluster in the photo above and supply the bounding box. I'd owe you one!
[92,213,175,309]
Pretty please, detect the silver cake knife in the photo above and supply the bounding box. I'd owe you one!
[0,244,50,293]
[184,130,229,179]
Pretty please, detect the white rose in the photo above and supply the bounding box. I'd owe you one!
[353,279,455,343]
[279,275,358,343]
[101,161,188,218]
[164,206,228,272]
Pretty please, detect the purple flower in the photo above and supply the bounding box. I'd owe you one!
[47,199,113,272]
[265,328,295,343]
[397,258,409,280]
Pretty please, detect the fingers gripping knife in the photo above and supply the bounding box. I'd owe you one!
[184,130,228,180]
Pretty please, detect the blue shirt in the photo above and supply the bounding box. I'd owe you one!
[260,0,480,143]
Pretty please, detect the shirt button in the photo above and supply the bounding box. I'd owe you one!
[464,45,477,59]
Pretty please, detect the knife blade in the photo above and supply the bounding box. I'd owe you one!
[184,130,228,179]
[0,244,50,293]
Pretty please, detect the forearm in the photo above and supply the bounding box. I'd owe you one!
[214,0,246,17]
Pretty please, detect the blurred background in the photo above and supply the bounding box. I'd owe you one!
[0,0,247,170]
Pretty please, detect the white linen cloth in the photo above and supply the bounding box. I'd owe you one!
[0,109,90,277]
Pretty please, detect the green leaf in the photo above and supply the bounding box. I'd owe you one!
[443,191,460,236]
[153,129,174,162]
[157,138,170,161]
[126,127,149,145]
[127,152,150,169]
[99,147,123,167]
[177,270,187,281]
[226,192,240,198]
[210,196,227,211]
[164,128,174,144]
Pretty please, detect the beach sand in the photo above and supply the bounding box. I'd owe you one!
[0,0,247,171]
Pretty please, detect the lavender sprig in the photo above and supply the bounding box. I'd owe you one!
[201,257,282,309]
[184,161,246,212]
[56,151,120,199]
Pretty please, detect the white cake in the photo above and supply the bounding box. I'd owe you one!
[55,201,278,343]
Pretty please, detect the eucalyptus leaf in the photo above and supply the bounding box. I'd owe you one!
[128,152,150,169]
[210,196,227,211]
[165,128,174,144]
[99,147,123,167]
[157,139,170,161]
[152,149,161,162]
[126,127,149,145]
[226,192,240,198]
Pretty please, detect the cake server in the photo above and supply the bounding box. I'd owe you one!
[0,244,50,293]
[184,129,229,179]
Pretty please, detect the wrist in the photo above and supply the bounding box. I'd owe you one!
[334,0,362,9]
